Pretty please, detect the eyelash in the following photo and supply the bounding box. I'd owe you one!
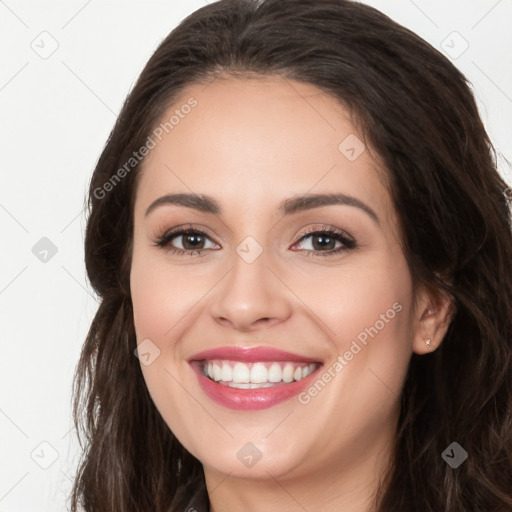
[154,224,357,258]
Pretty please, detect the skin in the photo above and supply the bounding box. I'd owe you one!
[130,75,452,512]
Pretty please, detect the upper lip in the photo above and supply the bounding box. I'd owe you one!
[188,346,322,363]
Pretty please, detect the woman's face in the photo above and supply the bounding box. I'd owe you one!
[130,76,438,484]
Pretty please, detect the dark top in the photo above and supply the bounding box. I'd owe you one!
[183,487,209,512]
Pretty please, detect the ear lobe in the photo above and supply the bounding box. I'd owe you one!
[412,285,455,355]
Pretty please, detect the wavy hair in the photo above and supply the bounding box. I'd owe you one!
[70,0,512,510]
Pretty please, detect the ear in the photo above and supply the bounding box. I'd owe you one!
[411,282,455,355]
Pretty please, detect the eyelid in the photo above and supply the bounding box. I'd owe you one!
[294,225,355,243]
[155,223,217,242]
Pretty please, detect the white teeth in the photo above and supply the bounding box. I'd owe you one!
[203,360,319,385]
[227,382,275,389]
[232,362,250,383]
[221,363,232,382]
[229,382,251,389]
[302,363,316,379]
[250,382,274,389]
[250,363,268,383]
[212,362,222,381]
[282,364,294,383]
[268,362,282,383]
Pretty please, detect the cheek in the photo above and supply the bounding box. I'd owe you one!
[130,252,205,343]
[290,251,415,418]
[130,269,168,342]
[130,254,203,450]
[322,256,414,415]
[288,253,414,353]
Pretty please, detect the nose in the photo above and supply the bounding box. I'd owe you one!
[210,249,292,332]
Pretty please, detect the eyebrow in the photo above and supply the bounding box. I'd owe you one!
[145,192,379,224]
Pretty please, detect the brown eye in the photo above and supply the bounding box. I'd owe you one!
[292,228,356,257]
[155,228,219,256]
[178,232,207,250]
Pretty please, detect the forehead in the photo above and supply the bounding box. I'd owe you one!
[135,75,391,222]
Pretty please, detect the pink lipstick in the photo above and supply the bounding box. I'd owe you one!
[188,346,322,410]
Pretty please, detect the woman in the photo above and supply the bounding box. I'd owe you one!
[70,0,512,510]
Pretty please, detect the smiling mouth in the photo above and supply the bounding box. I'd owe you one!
[200,360,321,389]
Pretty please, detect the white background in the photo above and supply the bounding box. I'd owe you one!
[1,1,511,510]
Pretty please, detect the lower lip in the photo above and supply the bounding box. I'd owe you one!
[190,362,321,410]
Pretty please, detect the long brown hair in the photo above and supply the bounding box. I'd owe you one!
[71,1,512,510]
